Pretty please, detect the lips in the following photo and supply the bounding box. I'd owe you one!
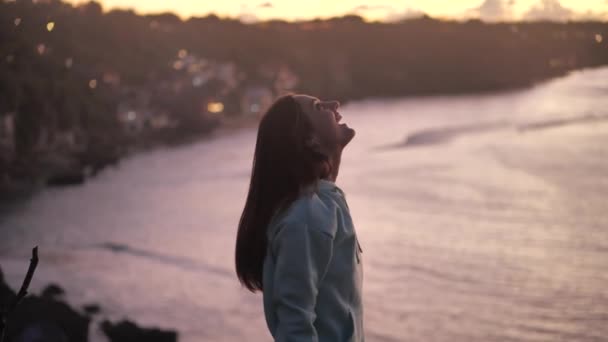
[336,112,348,127]
[335,111,342,123]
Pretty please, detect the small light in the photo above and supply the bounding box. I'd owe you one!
[192,76,203,87]
[207,102,224,114]
[595,34,603,43]
[65,58,73,68]
[14,18,21,26]
[187,63,201,73]
[127,111,137,121]
[548,58,562,68]
[89,79,97,89]
[178,49,187,58]
[173,60,184,70]
[46,22,55,32]
[36,43,46,55]
[6,55,14,63]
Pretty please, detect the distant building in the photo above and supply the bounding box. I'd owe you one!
[33,126,85,154]
[117,104,146,134]
[116,89,168,134]
[49,128,86,153]
[0,112,15,160]
[117,104,176,134]
[241,86,273,118]
[148,111,176,130]
[202,97,226,119]
[216,62,239,90]
[274,65,299,94]
[102,71,121,86]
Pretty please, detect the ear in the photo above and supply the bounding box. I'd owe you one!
[304,136,321,149]
[318,159,332,179]
[305,136,332,178]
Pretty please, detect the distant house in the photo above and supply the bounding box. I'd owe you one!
[0,112,15,160]
[216,62,238,90]
[240,86,273,118]
[147,111,176,130]
[117,105,146,134]
[274,66,299,94]
[116,90,160,134]
[50,129,86,153]
[102,71,121,86]
[201,97,226,119]
[117,103,176,134]
[33,126,85,154]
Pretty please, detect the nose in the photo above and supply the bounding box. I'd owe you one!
[328,101,340,111]
[325,101,341,122]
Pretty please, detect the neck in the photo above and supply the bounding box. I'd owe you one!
[325,148,342,182]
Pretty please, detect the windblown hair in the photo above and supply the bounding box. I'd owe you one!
[235,94,330,292]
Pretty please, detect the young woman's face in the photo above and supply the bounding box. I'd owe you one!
[293,94,355,152]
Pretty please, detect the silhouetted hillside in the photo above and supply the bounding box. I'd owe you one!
[1,0,606,186]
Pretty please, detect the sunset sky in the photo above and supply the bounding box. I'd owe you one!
[65,0,608,22]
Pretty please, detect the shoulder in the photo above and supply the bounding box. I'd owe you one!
[275,192,339,239]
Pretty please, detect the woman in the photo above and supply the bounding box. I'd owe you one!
[235,94,364,341]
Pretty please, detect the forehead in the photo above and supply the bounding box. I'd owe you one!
[293,94,319,108]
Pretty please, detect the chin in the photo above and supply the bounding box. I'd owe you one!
[339,125,356,148]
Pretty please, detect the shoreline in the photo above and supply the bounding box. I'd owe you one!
[1,65,604,202]
[0,265,179,342]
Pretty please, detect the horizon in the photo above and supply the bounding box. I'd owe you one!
[63,0,608,23]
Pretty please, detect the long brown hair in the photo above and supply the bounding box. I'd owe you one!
[235,94,329,292]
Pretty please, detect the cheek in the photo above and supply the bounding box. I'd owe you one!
[312,116,339,143]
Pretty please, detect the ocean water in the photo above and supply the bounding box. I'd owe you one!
[1,67,607,341]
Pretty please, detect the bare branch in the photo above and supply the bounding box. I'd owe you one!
[0,246,40,342]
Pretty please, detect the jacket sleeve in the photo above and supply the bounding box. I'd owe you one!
[270,221,334,342]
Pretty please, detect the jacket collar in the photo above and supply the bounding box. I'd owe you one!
[318,178,345,197]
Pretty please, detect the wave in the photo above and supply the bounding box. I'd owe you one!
[97,242,232,278]
[517,113,608,132]
[398,122,507,148]
[380,112,608,150]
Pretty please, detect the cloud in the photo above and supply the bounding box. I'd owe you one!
[239,12,259,23]
[574,10,608,21]
[257,2,273,9]
[466,0,515,21]
[349,4,425,22]
[351,4,393,12]
[523,0,574,21]
[384,7,427,22]
[238,4,260,23]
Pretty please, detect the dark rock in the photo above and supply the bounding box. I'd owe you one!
[41,284,65,299]
[82,304,101,315]
[2,267,178,342]
[14,321,68,342]
[0,266,16,305]
[101,320,178,342]
[0,267,90,342]
[46,170,85,187]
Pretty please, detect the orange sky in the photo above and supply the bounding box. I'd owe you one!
[65,0,608,22]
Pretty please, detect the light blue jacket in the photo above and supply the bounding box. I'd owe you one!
[263,179,364,342]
